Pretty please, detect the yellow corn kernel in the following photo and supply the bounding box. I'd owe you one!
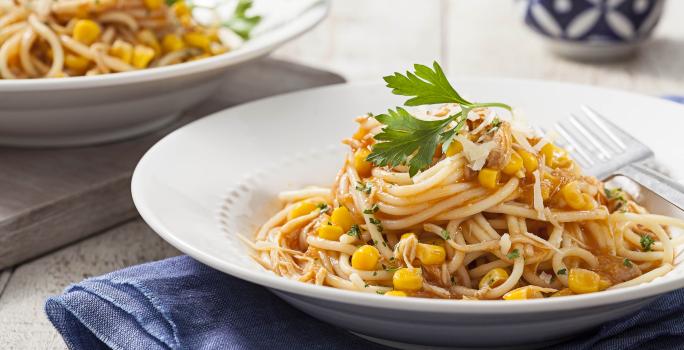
[72,19,101,45]
[109,40,133,64]
[64,54,90,71]
[392,268,423,291]
[503,286,544,300]
[162,34,185,53]
[132,45,155,69]
[143,0,163,10]
[478,168,500,189]
[416,243,446,265]
[401,232,416,240]
[353,148,372,178]
[582,193,596,210]
[541,143,569,168]
[330,206,354,232]
[568,268,600,294]
[287,201,317,221]
[137,29,161,56]
[551,288,574,297]
[599,278,612,291]
[518,149,538,173]
[561,181,586,210]
[184,32,211,51]
[479,268,509,289]
[179,14,192,27]
[502,151,523,176]
[384,290,407,297]
[351,245,380,270]
[445,140,463,157]
[317,225,344,241]
[171,1,190,17]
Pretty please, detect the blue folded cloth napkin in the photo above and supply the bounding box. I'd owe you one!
[47,96,684,350]
[46,255,684,350]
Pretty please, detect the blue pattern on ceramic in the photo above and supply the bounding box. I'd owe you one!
[524,0,664,43]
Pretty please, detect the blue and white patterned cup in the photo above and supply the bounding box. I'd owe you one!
[523,0,665,60]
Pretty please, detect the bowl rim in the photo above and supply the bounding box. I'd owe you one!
[0,0,329,92]
[132,79,684,315]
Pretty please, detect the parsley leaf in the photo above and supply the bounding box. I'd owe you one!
[355,181,372,194]
[363,204,379,214]
[383,62,470,106]
[640,235,655,252]
[346,224,360,238]
[367,62,512,177]
[439,229,450,240]
[369,217,381,225]
[506,249,520,260]
[223,0,262,40]
[367,107,456,176]
[623,258,633,268]
[557,268,567,275]
[317,203,329,213]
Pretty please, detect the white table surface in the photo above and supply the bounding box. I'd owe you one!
[1,0,683,348]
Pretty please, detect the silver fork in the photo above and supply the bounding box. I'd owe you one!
[551,105,684,211]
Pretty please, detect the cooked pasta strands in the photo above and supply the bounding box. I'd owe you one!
[251,81,684,300]
[383,188,489,230]
[306,236,357,256]
[376,182,476,206]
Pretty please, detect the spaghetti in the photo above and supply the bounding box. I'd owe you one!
[249,64,684,300]
[0,0,257,78]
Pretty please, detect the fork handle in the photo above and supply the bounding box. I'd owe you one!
[614,164,684,211]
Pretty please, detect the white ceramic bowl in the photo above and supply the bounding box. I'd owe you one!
[132,79,684,349]
[0,1,328,147]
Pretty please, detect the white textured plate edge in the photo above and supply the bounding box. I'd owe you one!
[0,0,329,92]
[132,79,684,315]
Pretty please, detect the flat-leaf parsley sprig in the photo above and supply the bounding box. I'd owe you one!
[367,62,512,177]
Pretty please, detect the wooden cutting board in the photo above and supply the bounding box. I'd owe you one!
[0,58,344,269]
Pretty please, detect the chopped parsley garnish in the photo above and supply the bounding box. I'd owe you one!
[363,204,379,214]
[486,117,502,134]
[222,0,262,39]
[376,290,385,295]
[450,276,456,284]
[355,181,372,194]
[366,62,511,176]
[369,217,381,225]
[640,235,655,252]
[557,268,567,275]
[439,229,450,240]
[317,203,329,213]
[384,266,400,272]
[605,187,628,211]
[623,258,633,268]
[373,271,378,276]
[346,224,360,238]
[506,249,520,260]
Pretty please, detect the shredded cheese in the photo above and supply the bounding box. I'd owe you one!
[532,169,546,220]
[454,134,495,171]
[512,130,536,154]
